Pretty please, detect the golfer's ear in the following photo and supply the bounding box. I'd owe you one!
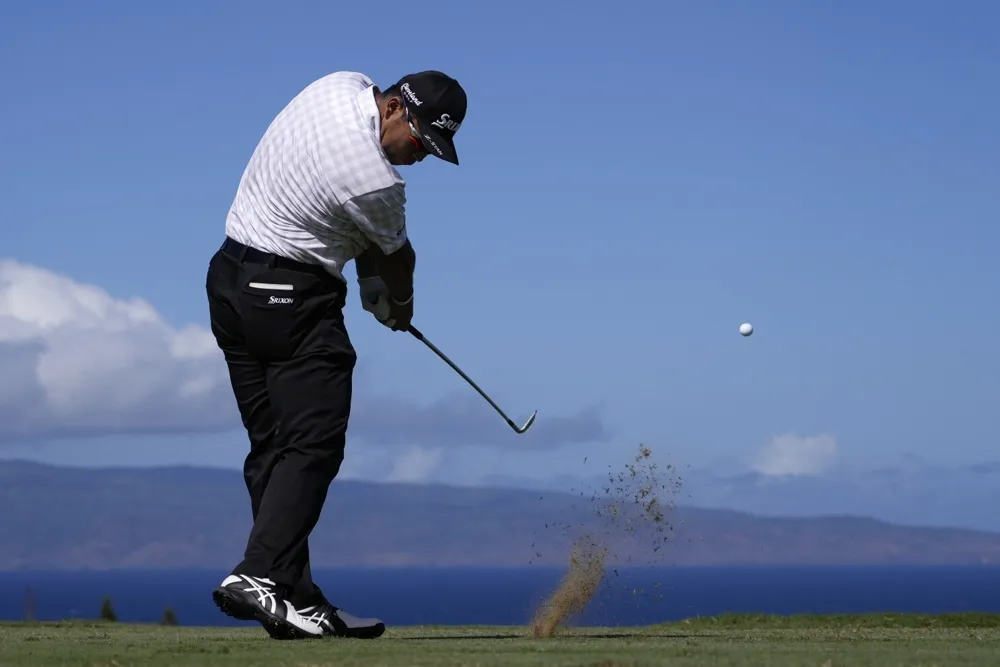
[385,96,404,119]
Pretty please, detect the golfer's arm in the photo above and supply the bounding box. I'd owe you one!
[356,240,415,301]
[355,244,380,280]
[374,240,415,302]
[347,186,415,302]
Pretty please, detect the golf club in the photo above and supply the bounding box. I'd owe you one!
[364,293,536,434]
[408,325,537,434]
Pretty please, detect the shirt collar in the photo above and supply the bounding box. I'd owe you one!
[357,84,381,136]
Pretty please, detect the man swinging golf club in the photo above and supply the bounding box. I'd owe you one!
[204,68,467,640]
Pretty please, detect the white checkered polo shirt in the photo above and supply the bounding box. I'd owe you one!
[224,71,408,283]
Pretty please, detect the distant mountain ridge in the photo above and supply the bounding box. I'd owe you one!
[2,460,1000,569]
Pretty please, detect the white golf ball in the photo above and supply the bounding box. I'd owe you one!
[739,322,753,337]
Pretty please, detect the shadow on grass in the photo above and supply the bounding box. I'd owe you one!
[401,632,697,640]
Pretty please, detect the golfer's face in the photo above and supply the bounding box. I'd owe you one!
[401,107,429,164]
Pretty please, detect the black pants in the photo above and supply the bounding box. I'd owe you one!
[205,237,356,607]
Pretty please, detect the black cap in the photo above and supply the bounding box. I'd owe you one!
[395,70,467,165]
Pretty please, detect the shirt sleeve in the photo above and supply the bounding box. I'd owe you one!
[344,184,408,255]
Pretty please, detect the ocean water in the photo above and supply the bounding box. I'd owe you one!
[2,565,1000,628]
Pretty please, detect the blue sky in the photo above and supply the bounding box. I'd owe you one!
[1,1,998,516]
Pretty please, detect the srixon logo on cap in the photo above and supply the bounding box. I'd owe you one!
[431,113,461,132]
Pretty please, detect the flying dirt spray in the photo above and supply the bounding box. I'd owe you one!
[529,534,608,637]
[528,444,683,637]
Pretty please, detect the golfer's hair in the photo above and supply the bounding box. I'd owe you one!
[381,83,402,100]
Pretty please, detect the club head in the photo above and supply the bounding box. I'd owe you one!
[511,410,537,434]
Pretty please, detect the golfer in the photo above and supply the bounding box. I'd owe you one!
[204,69,467,640]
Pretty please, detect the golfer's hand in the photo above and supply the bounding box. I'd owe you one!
[387,293,413,332]
[359,277,412,331]
[359,277,395,328]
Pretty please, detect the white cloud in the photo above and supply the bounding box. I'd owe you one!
[0,260,233,442]
[751,433,838,476]
[384,445,446,483]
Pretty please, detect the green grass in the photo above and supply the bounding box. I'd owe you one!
[2,613,1000,666]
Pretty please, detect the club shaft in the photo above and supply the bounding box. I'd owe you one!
[408,326,517,427]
